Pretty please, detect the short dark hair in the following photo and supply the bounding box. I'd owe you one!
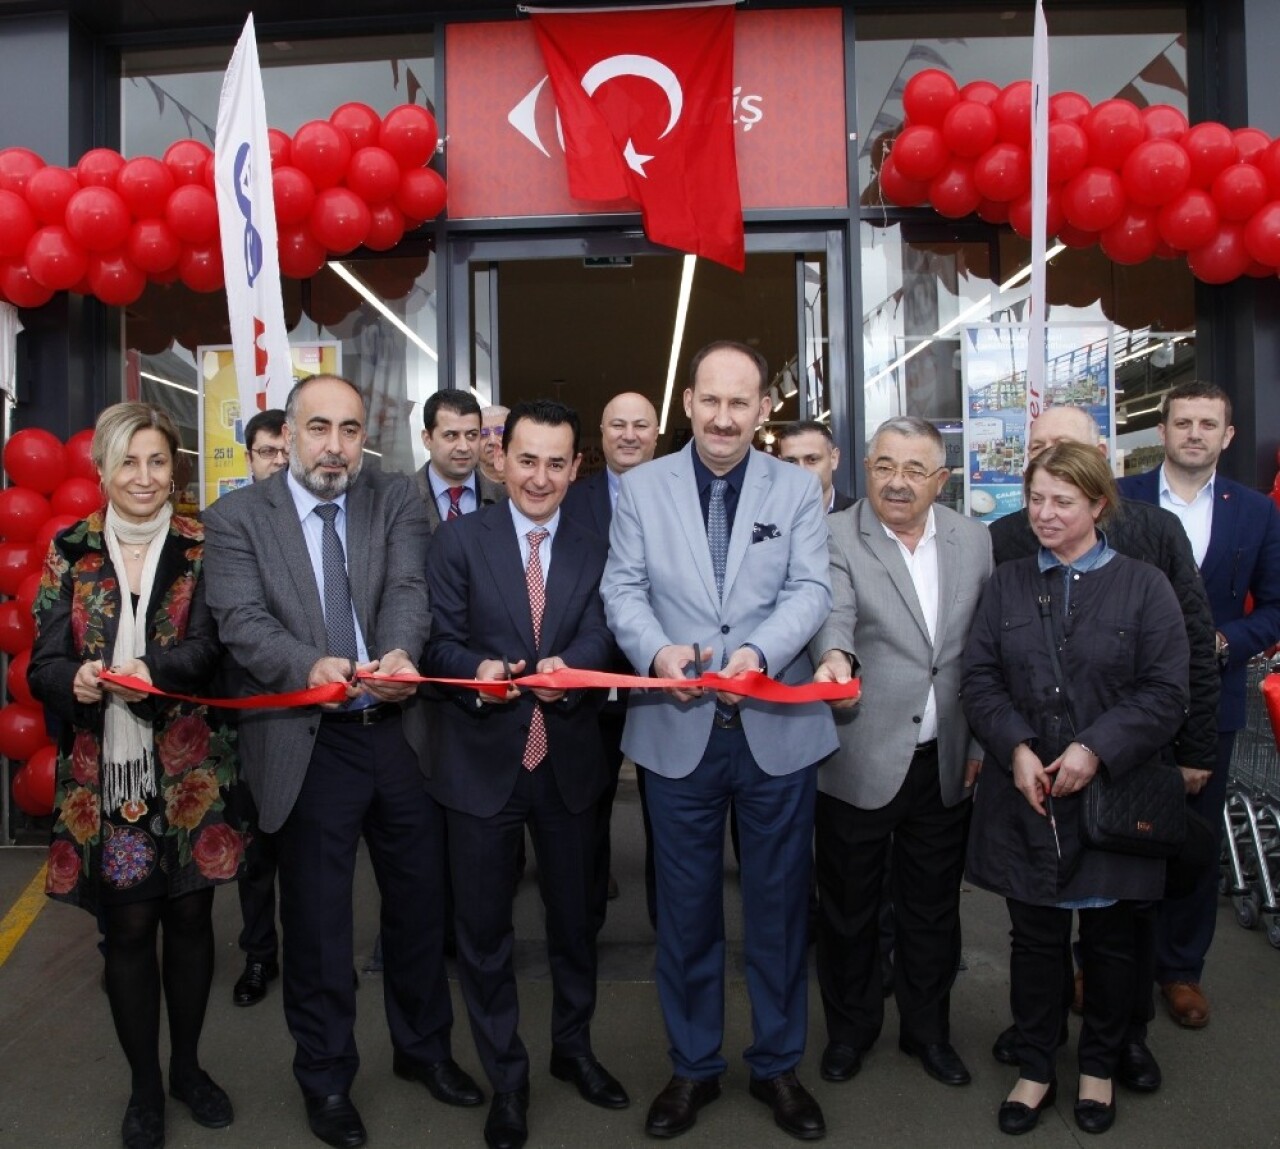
[503,399,581,456]
[777,420,834,448]
[284,373,364,423]
[688,340,769,396]
[244,408,286,451]
[423,388,481,432]
[1160,381,1233,426]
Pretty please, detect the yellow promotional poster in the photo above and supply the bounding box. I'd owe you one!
[197,342,341,508]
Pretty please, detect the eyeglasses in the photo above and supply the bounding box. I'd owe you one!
[479,426,505,438]
[251,446,287,461]
[868,462,946,485]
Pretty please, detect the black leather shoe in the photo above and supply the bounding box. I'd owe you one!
[305,1093,366,1149]
[748,1071,826,1141]
[549,1052,629,1109]
[169,1068,233,1128]
[392,1053,484,1107]
[1074,1096,1116,1135]
[121,1101,165,1149]
[899,1039,972,1086]
[998,1080,1057,1136]
[232,958,278,1007]
[484,1089,529,1149]
[644,1075,721,1139]
[819,1041,866,1083]
[1116,1039,1161,1093]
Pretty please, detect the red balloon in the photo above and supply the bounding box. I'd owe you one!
[942,101,998,159]
[310,187,372,254]
[0,262,53,309]
[1188,222,1251,284]
[178,244,224,293]
[395,167,447,222]
[14,570,40,617]
[0,542,40,597]
[0,702,50,760]
[64,429,96,482]
[34,512,80,557]
[22,744,56,815]
[346,146,402,205]
[1244,201,1280,267]
[1158,188,1220,250]
[973,142,1030,202]
[379,105,441,169]
[977,198,1010,224]
[203,154,217,193]
[0,149,43,196]
[278,224,327,279]
[892,125,948,182]
[7,649,35,708]
[959,80,1000,107]
[1142,104,1188,142]
[1153,240,1180,260]
[364,204,407,252]
[1009,188,1065,239]
[51,476,105,518]
[876,155,929,207]
[331,102,383,151]
[1258,139,1280,199]
[87,253,146,307]
[1121,140,1191,207]
[166,185,219,245]
[1101,207,1161,265]
[75,148,124,189]
[994,81,1032,148]
[1183,122,1236,188]
[1212,163,1269,222]
[292,121,352,191]
[1048,121,1089,186]
[0,601,33,655]
[117,157,175,219]
[1235,128,1271,165]
[0,487,50,541]
[65,186,131,253]
[1084,100,1144,169]
[163,139,213,187]
[0,190,36,261]
[1061,167,1127,233]
[126,219,182,275]
[25,226,87,291]
[272,166,316,227]
[1056,223,1099,250]
[4,428,67,493]
[929,159,981,219]
[1049,91,1092,125]
[23,166,79,226]
[267,128,292,170]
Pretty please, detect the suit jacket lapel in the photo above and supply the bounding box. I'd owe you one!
[479,507,536,652]
[541,518,589,657]
[264,475,328,651]
[591,472,612,538]
[345,480,373,645]
[668,447,719,609]
[722,452,770,602]
[930,514,957,654]
[1201,481,1238,582]
[860,501,931,643]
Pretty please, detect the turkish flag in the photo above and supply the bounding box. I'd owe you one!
[528,1,744,270]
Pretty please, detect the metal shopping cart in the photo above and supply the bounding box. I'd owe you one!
[1222,654,1280,947]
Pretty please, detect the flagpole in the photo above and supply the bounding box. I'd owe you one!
[1026,0,1049,446]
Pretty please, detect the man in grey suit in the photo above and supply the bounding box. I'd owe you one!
[414,387,504,531]
[810,416,992,1091]
[601,341,836,1142]
[203,375,481,1149]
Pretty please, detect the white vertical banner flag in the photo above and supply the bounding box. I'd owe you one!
[215,13,293,421]
[1026,0,1049,441]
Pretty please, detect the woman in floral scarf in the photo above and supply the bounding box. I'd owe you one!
[29,402,244,1149]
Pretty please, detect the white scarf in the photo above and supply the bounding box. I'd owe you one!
[101,501,173,815]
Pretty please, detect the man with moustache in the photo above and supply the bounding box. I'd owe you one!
[479,404,511,486]
[415,389,504,531]
[602,341,835,1141]
[204,375,480,1149]
[777,421,853,513]
[563,391,660,926]
[425,400,627,1149]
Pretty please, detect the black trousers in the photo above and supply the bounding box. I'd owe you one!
[590,708,627,936]
[236,788,279,964]
[275,715,453,1098]
[1007,899,1137,1084]
[815,743,970,1049]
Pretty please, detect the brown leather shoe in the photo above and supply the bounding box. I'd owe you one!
[1161,981,1210,1028]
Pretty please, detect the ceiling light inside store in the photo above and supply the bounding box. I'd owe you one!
[658,254,697,435]
[326,262,438,361]
[140,370,199,397]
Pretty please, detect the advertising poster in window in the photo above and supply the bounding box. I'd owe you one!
[197,341,341,508]
[961,322,1113,523]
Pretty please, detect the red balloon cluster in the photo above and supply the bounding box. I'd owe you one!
[0,103,446,309]
[878,70,1280,285]
[1,426,101,817]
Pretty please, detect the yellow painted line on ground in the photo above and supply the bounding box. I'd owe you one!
[0,862,47,967]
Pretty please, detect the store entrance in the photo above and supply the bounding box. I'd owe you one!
[446,230,848,482]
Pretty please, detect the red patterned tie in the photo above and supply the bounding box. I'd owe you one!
[446,486,465,520]
[522,528,549,769]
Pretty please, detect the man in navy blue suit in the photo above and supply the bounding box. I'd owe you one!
[1119,380,1280,1029]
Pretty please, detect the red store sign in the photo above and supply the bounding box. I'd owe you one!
[444,8,847,220]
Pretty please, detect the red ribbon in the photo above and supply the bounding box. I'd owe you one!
[98,668,860,711]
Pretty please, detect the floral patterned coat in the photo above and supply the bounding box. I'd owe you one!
[28,510,244,914]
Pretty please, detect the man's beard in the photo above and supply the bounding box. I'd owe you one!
[291,450,362,498]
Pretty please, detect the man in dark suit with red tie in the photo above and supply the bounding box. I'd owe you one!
[424,399,628,1149]
[415,388,505,531]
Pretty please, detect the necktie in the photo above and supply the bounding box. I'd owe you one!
[708,478,728,599]
[522,528,549,770]
[315,503,358,661]
[446,486,464,520]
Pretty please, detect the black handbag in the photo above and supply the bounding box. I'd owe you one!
[1038,590,1186,859]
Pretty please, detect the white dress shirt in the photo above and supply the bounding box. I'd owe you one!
[881,506,939,743]
[1158,463,1214,567]
[427,465,478,520]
